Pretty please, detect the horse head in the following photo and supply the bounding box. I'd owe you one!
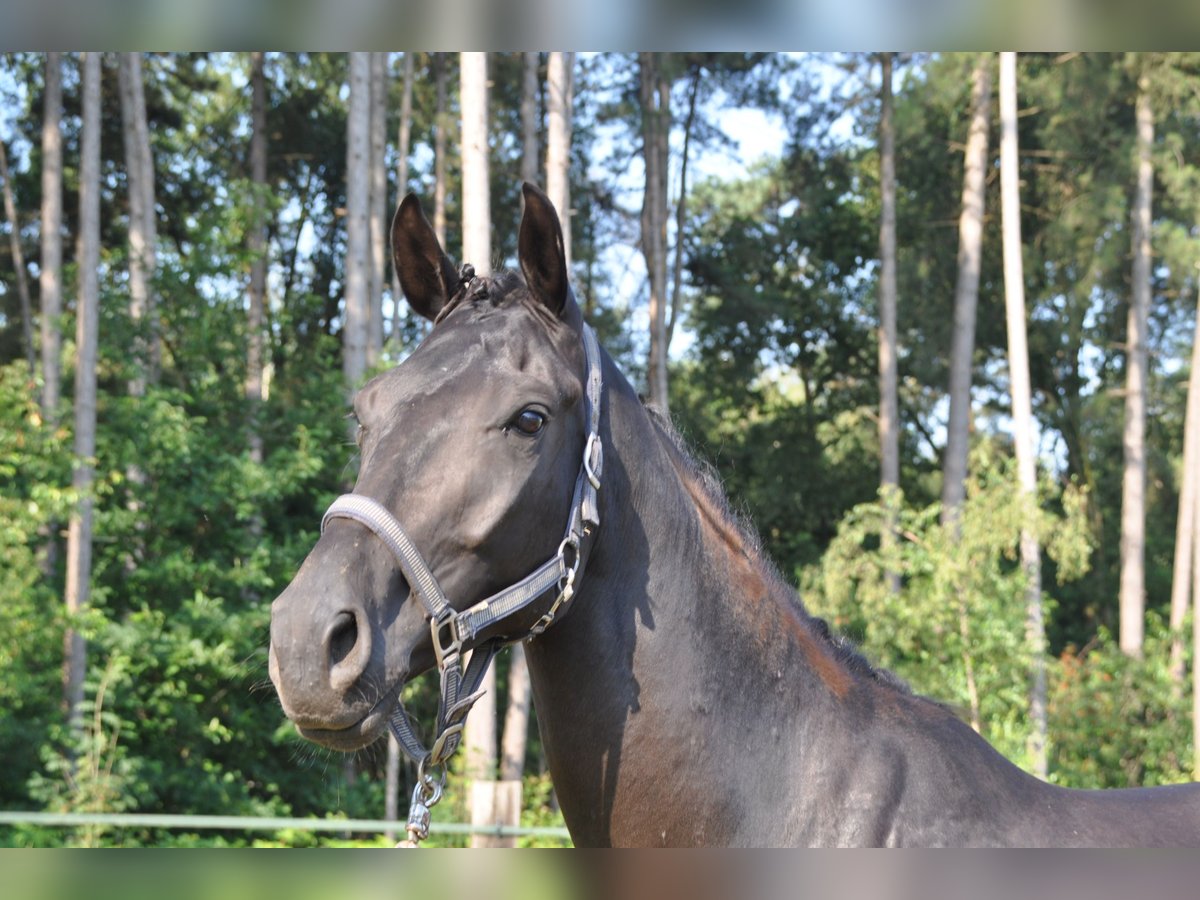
[268,184,596,754]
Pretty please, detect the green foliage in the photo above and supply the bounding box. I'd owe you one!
[1049,614,1193,788]
[803,443,1097,775]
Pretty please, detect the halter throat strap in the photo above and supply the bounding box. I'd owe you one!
[319,322,604,772]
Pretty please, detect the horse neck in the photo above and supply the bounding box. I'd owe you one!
[523,364,868,845]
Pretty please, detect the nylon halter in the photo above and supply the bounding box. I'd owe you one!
[320,319,604,781]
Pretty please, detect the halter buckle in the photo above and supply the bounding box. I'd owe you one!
[431,611,463,668]
[584,432,603,490]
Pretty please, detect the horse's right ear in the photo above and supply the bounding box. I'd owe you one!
[391,193,459,322]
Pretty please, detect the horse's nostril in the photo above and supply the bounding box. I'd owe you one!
[327,611,359,668]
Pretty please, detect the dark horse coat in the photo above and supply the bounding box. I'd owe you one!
[269,183,1200,846]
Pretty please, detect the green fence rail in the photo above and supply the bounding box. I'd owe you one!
[0,811,571,841]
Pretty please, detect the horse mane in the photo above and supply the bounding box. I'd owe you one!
[641,400,912,695]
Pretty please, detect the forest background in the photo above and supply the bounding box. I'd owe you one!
[2,51,1200,846]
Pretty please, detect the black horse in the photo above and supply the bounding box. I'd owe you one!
[269,183,1200,846]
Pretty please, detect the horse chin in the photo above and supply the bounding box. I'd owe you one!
[293,686,400,752]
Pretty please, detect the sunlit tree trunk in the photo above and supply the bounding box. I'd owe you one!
[390,51,414,351]
[999,51,1047,779]
[459,50,502,847]
[667,63,701,350]
[40,51,63,423]
[639,52,671,414]
[546,51,573,268]
[118,52,158,395]
[521,51,539,187]
[1121,72,1153,659]
[942,54,991,524]
[367,51,386,368]
[1172,280,1200,681]
[343,52,370,392]
[0,139,36,381]
[433,52,448,248]
[64,51,101,734]
[877,53,901,597]
[246,51,267,466]
[878,52,900,500]
[941,54,992,733]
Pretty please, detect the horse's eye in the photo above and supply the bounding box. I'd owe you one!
[512,409,547,436]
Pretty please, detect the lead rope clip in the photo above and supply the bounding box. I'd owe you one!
[396,763,445,848]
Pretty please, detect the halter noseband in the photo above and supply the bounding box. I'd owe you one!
[319,316,603,844]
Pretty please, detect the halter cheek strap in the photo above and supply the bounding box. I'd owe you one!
[319,322,603,804]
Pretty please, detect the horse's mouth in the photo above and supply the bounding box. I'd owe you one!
[292,686,400,752]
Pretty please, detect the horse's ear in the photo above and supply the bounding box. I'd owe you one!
[518,182,570,319]
[392,193,459,322]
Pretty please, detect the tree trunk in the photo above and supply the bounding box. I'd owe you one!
[64,51,102,734]
[1121,73,1153,659]
[40,51,63,423]
[459,50,502,847]
[999,51,1047,779]
[1171,279,1200,681]
[941,54,992,525]
[877,53,901,597]
[366,51,386,369]
[0,139,37,382]
[460,53,490,273]
[667,64,702,350]
[117,52,158,395]
[639,52,671,414]
[521,52,539,187]
[343,52,371,393]
[1194,447,1200,780]
[546,52,573,268]
[391,51,414,351]
[433,53,448,249]
[246,51,267,466]
[878,52,900,496]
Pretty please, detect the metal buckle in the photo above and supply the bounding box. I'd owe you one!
[584,432,603,490]
[431,612,462,668]
[428,722,465,766]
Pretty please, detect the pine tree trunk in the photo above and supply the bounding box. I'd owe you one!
[246,51,267,466]
[64,51,102,734]
[391,51,414,350]
[878,52,900,496]
[999,51,1048,779]
[521,52,539,187]
[942,54,991,524]
[40,51,63,423]
[1121,73,1153,659]
[1171,280,1200,681]
[0,140,36,382]
[459,50,503,847]
[343,52,371,393]
[433,53,448,249]
[117,52,157,395]
[501,644,532,781]
[366,51,386,368]
[667,65,701,350]
[639,52,671,414]
[546,52,573,268]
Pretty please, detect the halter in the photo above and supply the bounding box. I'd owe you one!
[319,311,603,845]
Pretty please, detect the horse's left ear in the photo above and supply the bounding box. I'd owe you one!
[518,182,570,319]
